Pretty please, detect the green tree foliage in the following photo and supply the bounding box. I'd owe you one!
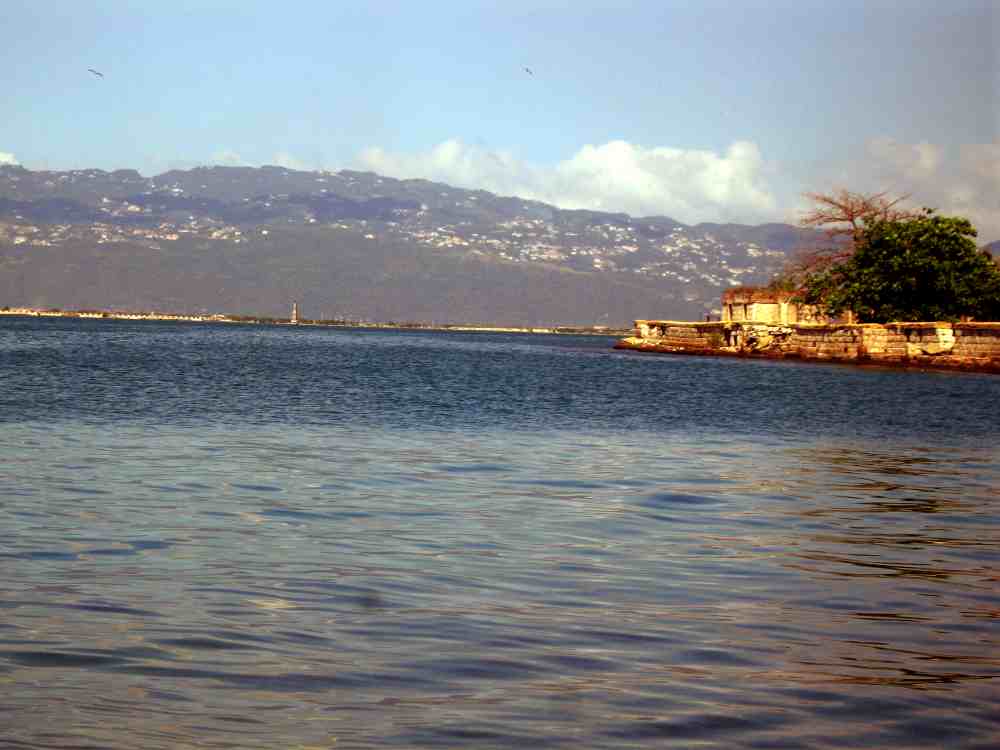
[799,210,1000,322]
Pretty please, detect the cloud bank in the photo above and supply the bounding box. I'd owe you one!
[0,152,19,166]
[357,136,1000,242]
[208,150,306,170]
[819,137,1000,243]
[209,149,249,167]
[203,136,999,242]
[358,139,779,225]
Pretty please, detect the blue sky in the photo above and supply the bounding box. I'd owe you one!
[2,0,997,238]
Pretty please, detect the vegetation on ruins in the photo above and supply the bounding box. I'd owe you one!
[774,190,1000,322]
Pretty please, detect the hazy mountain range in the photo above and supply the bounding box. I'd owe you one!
[0,163,923,326]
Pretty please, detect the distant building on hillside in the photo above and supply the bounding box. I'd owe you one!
[720,288,843,324]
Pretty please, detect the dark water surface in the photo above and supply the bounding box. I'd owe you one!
[1,317,998,749]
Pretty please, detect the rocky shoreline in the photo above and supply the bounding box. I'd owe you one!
[615,320,1000,374]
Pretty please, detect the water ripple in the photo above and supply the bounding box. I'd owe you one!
[1,319,999,749]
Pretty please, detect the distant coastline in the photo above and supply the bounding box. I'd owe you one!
[0,306,628,337]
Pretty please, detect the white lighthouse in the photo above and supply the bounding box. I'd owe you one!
[291,302,299,324]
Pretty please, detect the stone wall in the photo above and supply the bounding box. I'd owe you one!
[616,320,1000,373]
[953,323,1000,363]
[634,320,725,349]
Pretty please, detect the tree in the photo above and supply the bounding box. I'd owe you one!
[798,209,1000,322]
[777,189,921,285]
[799,189,920,243]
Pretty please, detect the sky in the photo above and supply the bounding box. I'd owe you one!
[2,0,998,239]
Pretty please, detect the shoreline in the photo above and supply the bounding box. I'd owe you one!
[0,306,628,337]
[615,320,1000,375]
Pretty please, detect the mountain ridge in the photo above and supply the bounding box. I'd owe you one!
[0,163,830,325]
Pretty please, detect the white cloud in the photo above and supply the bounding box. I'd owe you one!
[271,152,307,171]
[358,138,779,225]
[210,149,249,167]
[817,137,1000,243]
[866,137,943,182]
[208,150,308,171]
[211,135,1000,243]
[0,151,19,166]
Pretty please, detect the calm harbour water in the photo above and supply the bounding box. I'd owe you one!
[1,317,998,749]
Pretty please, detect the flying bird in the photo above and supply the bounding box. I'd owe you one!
[88,68,104,78]
[524,67,533,76]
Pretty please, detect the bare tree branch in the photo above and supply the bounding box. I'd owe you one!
[799,189,919,242]
[787,189,920,277]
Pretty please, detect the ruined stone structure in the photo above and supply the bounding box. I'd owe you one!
[619,286,1000,373]
[617,320,1000,373]
[720,288,832,324]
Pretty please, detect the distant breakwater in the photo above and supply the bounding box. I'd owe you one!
[615,320,1000,374]
[0,307,626,336]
